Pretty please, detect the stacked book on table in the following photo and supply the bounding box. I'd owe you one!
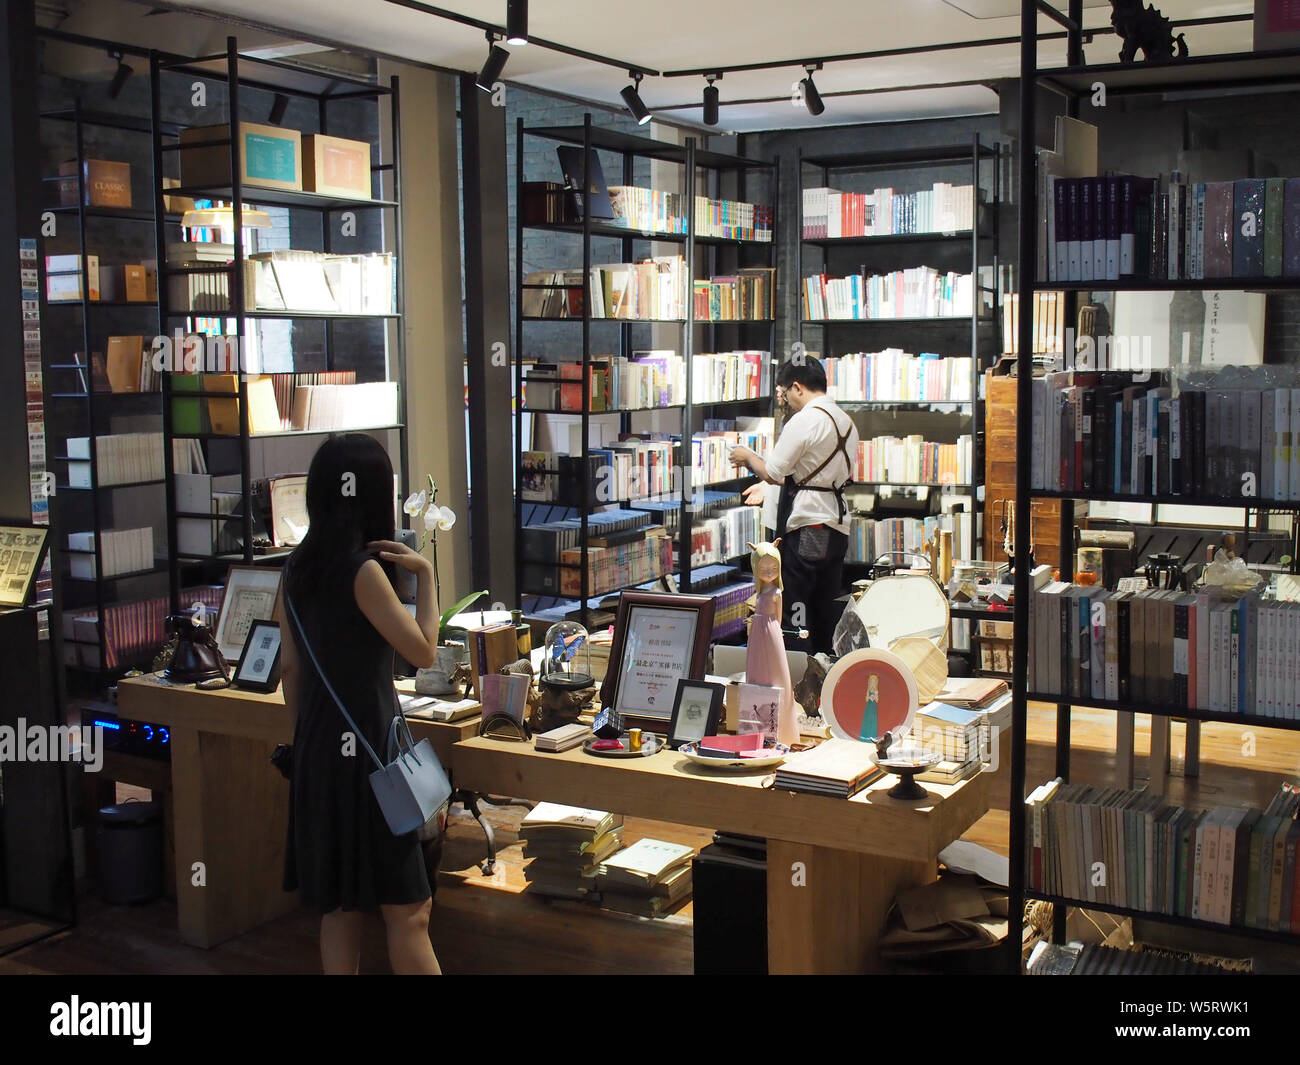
[520,803,624,901]
[597,838,694,918]
[916,676,1012,782]
[773,738,885,798]
[534,723,591,752]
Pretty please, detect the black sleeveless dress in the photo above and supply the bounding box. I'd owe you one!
[282,550,431,913]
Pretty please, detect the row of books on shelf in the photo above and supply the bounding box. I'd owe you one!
[707,578,758,640]
[691,269,775,320]
[62,586,224,669]
[167,245,398,315]
[801,267,974,320]
[685,505,761,568]
[1025,779,1300,932]
[522,527,674,598]
[521,257,686,320]
[1028,581,1300,719]
[1002,292,1067,357]
[801,182,977,239]
[45,254,157,303]
[1031,367,1300,500]
[171,372,397,436]
[520,422,771,505]
[65,335,163,394]
[520,507,654,563]
[519,803,695,915]
[65,432,165,487]
[822,349,974,403]
[66,527,155,580]
[846,510,972,563]
[853,433,972,486]
[175,472,243,556]
[522,180,772,243]
[524,350,769,412]
[1042,173,1300,283]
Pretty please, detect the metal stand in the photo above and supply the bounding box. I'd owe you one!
[446,790,535,875]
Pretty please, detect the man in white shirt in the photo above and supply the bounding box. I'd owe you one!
[730,357,858,653]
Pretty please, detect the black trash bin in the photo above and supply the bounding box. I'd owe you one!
[98,801,163,904]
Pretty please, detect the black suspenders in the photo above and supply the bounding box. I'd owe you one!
[775,404,855,536]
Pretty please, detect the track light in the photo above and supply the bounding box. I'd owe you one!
[620,72,651,126]
[506,0,528,45]
[108,52,133,100]
[702,74,719,126]
[801,65,824,117]
[477,33,509,92]
[267,93,289,125]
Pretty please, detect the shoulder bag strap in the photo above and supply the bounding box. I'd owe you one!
[283,591,387,773]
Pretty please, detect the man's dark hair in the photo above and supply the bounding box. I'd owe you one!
[776,355,826,393]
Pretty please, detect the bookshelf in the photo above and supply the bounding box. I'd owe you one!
[796,137,1000,572]
[513,115,777,628]
[1007,0,1300,971]
[149,37,408,613]
[39,99,174,681]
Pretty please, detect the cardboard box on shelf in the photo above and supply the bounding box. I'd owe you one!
[179,122,302,192]
[301,133,372,199]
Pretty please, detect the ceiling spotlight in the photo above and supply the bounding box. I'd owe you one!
[506,0,528,45]
[621,72,651,126]
[477,33,509,92]
[702,74,720,127]
[267,93,289,125]
[801,65,824,117]
[108,52,133,100]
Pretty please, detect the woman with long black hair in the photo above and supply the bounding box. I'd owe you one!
[279,433,442,974]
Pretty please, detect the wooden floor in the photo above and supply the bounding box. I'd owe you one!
[4,702,1298,975]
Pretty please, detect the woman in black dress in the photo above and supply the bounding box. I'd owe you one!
[279,434,442,975]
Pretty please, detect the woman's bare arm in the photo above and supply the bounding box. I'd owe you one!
[354,554,440,669]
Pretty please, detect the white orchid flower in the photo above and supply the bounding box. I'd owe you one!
[403,489,426,517]
[436,506,457,532]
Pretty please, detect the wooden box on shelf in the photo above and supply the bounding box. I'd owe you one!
[179,122,302,192]
[301,134,371,199]
[982,371,1081,571]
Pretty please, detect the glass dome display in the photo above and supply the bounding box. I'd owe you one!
[540,620,593,690]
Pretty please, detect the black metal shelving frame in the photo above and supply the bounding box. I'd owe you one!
[149,37,408,614]
[796,136,1000,566]
[513,115,777,623]
[1008,0,1300,970]
[38,99,172,680]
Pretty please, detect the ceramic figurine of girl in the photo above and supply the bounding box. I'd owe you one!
[746,540,798,747]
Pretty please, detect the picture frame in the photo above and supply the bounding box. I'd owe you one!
[600,591,715,732]
[0,525,50,608]
[667,679,724,750]
[233,620,282,693]
[214,565,283,664]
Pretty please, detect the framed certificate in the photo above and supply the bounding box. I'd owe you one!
[215,565,282,664]
[0,525,49,608]
[600,592,715,731]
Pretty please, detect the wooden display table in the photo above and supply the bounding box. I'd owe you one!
[452,737,990,974]
[115,675,480,949]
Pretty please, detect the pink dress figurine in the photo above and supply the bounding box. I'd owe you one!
[745,540,797,746]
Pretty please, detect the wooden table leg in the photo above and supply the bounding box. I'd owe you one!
[169,726,298,948]
[765,838,934,974]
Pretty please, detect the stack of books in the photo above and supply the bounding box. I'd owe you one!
[559,531,672,598]
[520,802,624,901]
[914,680,1010,782]
[521,257,688,320]
[1026,779,1300,931]
[847,513,972,564]
[691,269,776,320]
[802,182,975,239]
[597,838,695,917]
[823,349,974,404]
[773,738,885,798]
[534,723,591,752]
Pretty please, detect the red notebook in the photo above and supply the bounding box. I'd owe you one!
[700,734,765,753]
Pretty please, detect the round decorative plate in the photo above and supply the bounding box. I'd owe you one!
[820,647,919,743]
[582,735,664,758]
[677,743,789,770]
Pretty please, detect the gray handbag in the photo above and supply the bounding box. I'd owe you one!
[285,593,452,837]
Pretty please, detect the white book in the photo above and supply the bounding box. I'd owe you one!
[1104,592,1119,701]
[1272,390,1290,501]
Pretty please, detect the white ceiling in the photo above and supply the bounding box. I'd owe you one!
[163,0,1256,131]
